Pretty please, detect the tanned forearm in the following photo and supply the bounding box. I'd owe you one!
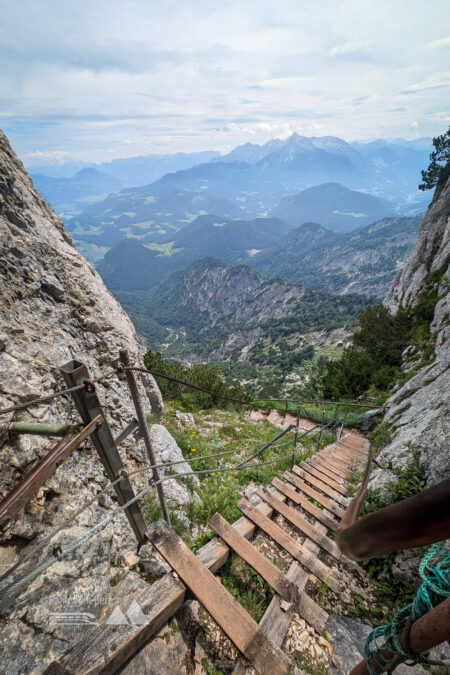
[336,477,450,561]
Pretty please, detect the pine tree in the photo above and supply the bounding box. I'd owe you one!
[419,125,450,190]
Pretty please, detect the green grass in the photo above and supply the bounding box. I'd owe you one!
[66,287,83,302]
[158,402,331,550]
[220,554,274,622]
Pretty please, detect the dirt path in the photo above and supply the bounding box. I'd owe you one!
[247,409,318,432]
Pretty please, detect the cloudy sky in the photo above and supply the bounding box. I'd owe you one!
[1,0,449,164]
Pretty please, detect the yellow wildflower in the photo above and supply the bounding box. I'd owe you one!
[210,472,216,476]
[191,448,197,452]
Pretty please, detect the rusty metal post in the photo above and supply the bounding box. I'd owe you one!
[0,416,102,526]
[290,402,302,470]
[119,349,170,525]
[334,404,340,440]
[60,359,147,543]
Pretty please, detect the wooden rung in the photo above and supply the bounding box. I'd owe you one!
[317,446,356,461]
[237,499,341,594]
[147,520,290,675]
[256,488,341,561]
[307,458,347,484]
[274,477,338,532]
[299,462,348,495]
[313,454,355,475]
[312,457,348,480]
[209,512,327,634]
[284,472,346,519]
[42,572,186,675]
[293,465,348,505]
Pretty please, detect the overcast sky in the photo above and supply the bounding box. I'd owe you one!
[1,0,449,164]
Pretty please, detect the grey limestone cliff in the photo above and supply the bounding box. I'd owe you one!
[0,130,192,673]
[372,176,449,487]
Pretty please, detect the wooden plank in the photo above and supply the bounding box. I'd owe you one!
[299,462,347,495]
[315,452,355,470]
[209,512,327,633]
[256,488,341,561]
[196,500,274,573]
[258,528,327,646]
[309,457,348,481]
[147,520,290,675]
[318,458,355,477]
[45,499,277,675]
[43,572,186,675]
[274,477,338,532]
[307,460,347,484]
[292,465,348,506]
[284,471,345,519]
[0,417,101,526]
[318,456,359,475]
[237,499,341,594]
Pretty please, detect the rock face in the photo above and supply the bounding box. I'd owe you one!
[372,176,450,487]
[0,130,184,673]
[149,424,199,507]
[326,615,448,674]
[136,256,371,368]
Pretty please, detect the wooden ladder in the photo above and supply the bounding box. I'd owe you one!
[44,433,369,675]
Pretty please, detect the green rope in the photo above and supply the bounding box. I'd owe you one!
[364,541,450,674]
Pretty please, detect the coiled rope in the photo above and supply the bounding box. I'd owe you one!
[364,541,450,673]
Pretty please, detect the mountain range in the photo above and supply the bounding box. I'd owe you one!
[272,182,395,231]
[96,215,293,291]
[97,213,420,298]
[246,215,421,296]
[116,257,373,371]
[31,168,125,218]
[30,133,432,262]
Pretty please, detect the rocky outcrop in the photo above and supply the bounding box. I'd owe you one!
[326,615,448,674]
[0,130,194,673]
[371,175,450,487]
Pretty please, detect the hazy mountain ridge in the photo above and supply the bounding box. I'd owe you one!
[247,215,421,296]
[55,134,431,260]
[96,214,294,291]
[31,168,125,218]
[272,182,395,231]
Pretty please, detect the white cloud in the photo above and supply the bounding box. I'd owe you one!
[1,0,449,162]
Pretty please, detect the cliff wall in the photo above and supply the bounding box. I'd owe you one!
[0,131,172,672]
[372,175,449,486]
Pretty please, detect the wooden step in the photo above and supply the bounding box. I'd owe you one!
[43,571,187,675]
[232,517,330,675]
[292,465,348,506]
[284,471,346,519]
[209,512,327,634]
[256,488,341,560]
[298,461,348,496]
[238,499,341,594]
[307,458,347,484]
[274,477,338,532]
[44,500,278,675]
[148,520,290,675]
[315,454,358,474]
[309,455,348,477]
